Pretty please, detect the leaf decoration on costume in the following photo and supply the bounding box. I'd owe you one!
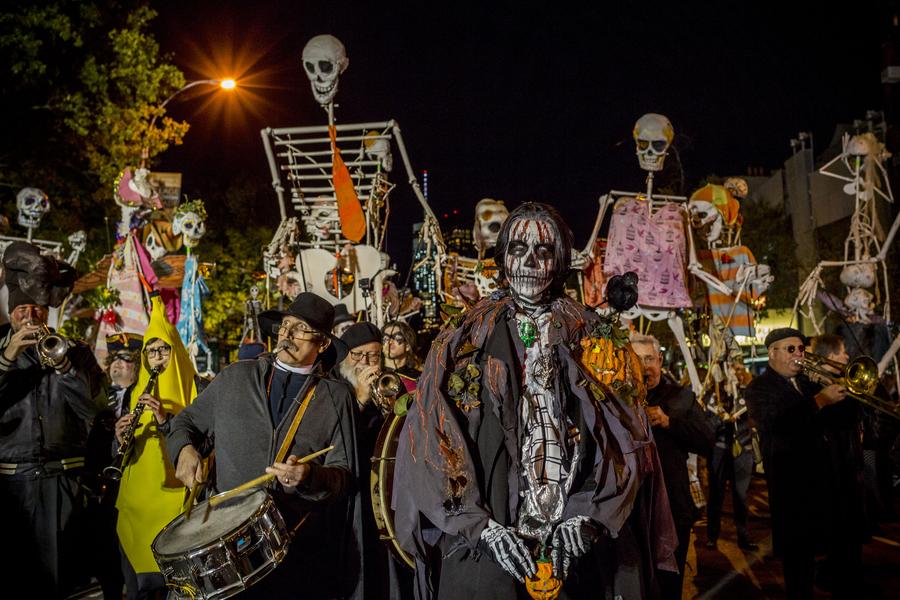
[393,393,413,417]
[435,427,468,516]
[447,361,482,412]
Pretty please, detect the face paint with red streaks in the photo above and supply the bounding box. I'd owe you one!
[504,218,557,304]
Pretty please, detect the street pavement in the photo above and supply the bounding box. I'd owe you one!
[685,473,900,599]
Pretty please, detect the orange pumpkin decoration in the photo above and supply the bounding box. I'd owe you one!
[525,559,562,600]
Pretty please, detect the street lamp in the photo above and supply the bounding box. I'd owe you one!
[141,78,237,166]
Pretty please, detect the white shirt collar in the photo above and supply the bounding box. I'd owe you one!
[274,358,315,375]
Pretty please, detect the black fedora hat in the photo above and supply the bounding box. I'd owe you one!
[332,303,355,327]
[259,292,348,363]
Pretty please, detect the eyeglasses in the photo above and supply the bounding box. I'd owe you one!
[774,344,805,354]
[273,322,321,340]
[144,345,172,358]
[382,333,406,344]
[349,350,382,363]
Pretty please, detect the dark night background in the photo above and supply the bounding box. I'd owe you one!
[151,1,894,275]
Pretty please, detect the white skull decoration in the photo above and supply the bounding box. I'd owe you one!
[364,132,393,172]
[308,197,339,241]
[16,187,50,229]
[633,113,674,172]
[504,217,557,304]
[840,262,876,289]
[302,35,349,106]
[68,230,87,253]
[172,200,208,249]
[688,199,724,244]
[844,287,874,322]
[724,177,749,200]
[472,198,509,253]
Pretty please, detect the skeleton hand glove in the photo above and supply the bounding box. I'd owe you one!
[479,520,537,582]
[550,516,600,580]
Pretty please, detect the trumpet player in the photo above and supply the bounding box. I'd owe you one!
[0,242,106,597]
[745,328,848,600]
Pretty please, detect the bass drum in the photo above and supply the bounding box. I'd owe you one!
[152,488,290,599]
[371,413,415,569]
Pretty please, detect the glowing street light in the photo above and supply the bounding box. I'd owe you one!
[141,78,237,166]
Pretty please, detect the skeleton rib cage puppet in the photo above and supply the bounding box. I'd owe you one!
[261,34,445,326]
[793,131,900,382]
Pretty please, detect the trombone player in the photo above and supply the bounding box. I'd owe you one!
[745,328,847,600]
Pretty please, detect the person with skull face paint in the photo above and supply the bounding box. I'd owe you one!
[393,203,677,600]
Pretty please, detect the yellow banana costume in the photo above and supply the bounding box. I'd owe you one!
[116,295,198,573]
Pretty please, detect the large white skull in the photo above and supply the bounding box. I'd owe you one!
[504,218,557,304]
[840,262,876,289]
[688,199,724,244]
[172,210,207,249]
[844,287,874,322]
[633,113,674,172]
[302,35,349,106]
[472,198,509,253]
[365,132,393,172]
[16,187,50,229]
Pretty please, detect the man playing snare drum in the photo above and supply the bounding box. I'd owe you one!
[167,292,363,599]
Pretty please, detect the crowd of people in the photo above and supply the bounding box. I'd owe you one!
[1,205,898,600]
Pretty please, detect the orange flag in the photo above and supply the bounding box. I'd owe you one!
[329,126,366,242]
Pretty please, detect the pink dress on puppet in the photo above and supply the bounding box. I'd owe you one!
[95,234,150,365]
[603,197,692,308]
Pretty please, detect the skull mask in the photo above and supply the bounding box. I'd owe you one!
[173,210,207,249]
[302,35,349,106]
[472,198,509,253]
[633,113,674,172]
[504,218,558,305]
[16,187,50,229]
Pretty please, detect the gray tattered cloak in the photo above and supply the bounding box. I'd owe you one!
[392,294,678,599]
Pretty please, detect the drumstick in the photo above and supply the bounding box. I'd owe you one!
[183,459,209,520]
[207,445,335,509]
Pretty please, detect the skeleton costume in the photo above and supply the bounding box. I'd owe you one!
[393,204,677,600]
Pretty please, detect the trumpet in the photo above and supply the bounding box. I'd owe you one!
[794,353,900,420]
[104,366,162,480]
[30,322,69,368]
[371,370,404,412]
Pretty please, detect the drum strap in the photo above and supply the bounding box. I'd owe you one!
[275,383,317,463]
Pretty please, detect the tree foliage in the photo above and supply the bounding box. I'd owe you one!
[0,1,186,261]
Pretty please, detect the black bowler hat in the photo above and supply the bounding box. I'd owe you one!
[106,332,144,354]
[340,322,382,351]
[332,303,355,327]
[258,292,348,363]
[764,327,807,349]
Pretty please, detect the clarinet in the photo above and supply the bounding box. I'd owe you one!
[103,367,161,480]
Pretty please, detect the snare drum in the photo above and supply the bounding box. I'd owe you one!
[152,488,289,599]
[370,413,415,569]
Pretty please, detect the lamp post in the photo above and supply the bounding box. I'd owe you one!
[140,78,236,167]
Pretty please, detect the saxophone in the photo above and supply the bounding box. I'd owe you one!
[103,366,162,480]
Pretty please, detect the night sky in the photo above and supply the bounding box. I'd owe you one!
[152,1,892,269]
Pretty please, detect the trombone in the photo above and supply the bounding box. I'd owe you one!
[795,353,900,420]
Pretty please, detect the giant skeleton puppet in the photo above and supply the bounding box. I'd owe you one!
[686,179,773,400]
[260,34,444,326]
[173,199,212,371]
[393,202,677,600]
[581,113,732,394]
[794,131,900,380]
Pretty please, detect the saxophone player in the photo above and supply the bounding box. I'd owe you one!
[115,294,198,600]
